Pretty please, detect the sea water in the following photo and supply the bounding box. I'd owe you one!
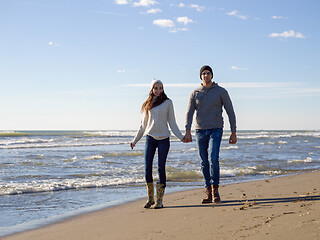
[0,130,319,236]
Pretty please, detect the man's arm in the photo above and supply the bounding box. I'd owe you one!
[184,92,196,143]
[221,89,236,133]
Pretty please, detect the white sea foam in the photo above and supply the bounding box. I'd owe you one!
[259,170,283,176]
[0,177,144,196]
[0,141,129,149]
[220,167,256,177]
[84,155,104,160]
[0,138,55,146]
[287,157,312,164]
[187,148,198,152]
[62,156,77,162]
[221,145,239,150]
[237,131,320,140]
[83,131,136,137]
[238,134,270,140]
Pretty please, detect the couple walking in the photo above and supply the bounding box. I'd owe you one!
[130,65,237,209]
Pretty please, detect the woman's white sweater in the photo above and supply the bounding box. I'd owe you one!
[132,99,183,145]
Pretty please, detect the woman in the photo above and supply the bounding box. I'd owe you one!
[130,79,184,209]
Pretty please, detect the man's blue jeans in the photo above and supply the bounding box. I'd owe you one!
[196,128,223,188]
[144,135,170,186]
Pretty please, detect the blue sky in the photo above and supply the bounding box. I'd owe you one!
[1,0,319,130]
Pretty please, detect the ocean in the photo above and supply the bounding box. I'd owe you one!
[0,130,319,236]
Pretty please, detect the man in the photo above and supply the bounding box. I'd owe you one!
[183,65,237,203]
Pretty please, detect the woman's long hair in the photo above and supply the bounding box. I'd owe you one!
[141,89,168,116]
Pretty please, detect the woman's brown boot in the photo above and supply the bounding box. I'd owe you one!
[201,186,212,203]
[212,185,221,203]
[154,183,165,209]
[144,182,155,208]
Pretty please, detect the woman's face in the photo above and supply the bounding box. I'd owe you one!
[153,82,164,97]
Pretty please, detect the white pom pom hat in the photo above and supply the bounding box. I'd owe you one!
[150,79,163,90]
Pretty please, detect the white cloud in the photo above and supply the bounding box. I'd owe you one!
[146,8,162,14]
[271,16,284,19]
[230,66,248,71]
[222,82,298,88]
[177,16,193,25]
[269,30,305,39]
[169,3,186,8]
[48,41,60,47]
[117,69,126,73]
[153,19,175,28]
[123,83,197,87]
[190,4,204,12]
[133,0,158,7]
[123,82,301,88]
[122,82,320,97]
[114,0,129,5]
[285,88,320,94]
[169,28,189,33]
[169,29,178,33]
[227,10,248,20]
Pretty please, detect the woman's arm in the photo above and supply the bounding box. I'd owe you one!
[130,112,148,148]
[167,100,184,140]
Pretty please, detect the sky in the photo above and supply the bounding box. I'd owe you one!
[1,0,319,131]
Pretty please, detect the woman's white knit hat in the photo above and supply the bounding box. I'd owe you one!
[150,79,163,89]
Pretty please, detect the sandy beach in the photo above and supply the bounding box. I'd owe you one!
[3,170,320,240]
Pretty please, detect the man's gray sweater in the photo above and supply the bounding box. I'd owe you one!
[185,83,237,132]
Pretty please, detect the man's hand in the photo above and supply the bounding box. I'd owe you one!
[183,130,193,143]
[229,131,237,144]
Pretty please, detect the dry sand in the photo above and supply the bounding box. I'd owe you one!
[3,171,320,240]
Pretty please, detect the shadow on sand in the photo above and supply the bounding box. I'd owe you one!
[164,195,320,209]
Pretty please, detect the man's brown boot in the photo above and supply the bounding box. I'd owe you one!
[212,185,221,203]
[202,186,212,203]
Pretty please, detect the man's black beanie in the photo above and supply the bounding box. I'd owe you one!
[199,65,213,80]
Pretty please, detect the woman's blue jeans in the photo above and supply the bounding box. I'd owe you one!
[196,128,223,188]
[144,135,170,186]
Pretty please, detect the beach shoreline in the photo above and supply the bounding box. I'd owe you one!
[3,170,319,240]
[1,129,318,236]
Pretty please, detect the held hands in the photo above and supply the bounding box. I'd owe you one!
[182,130,192,143]
[229,131,237,144]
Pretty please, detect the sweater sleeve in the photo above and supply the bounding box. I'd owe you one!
[185,92,196,130]
[167,100,184,140]
[221,90,237,132]
[131,112,148,145]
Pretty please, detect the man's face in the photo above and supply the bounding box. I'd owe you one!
[201,71,212,83]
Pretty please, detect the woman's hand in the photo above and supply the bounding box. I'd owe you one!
[130,143,135,149]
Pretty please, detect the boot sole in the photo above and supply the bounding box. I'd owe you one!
[154,206,163,209]
[144,201,155,208]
